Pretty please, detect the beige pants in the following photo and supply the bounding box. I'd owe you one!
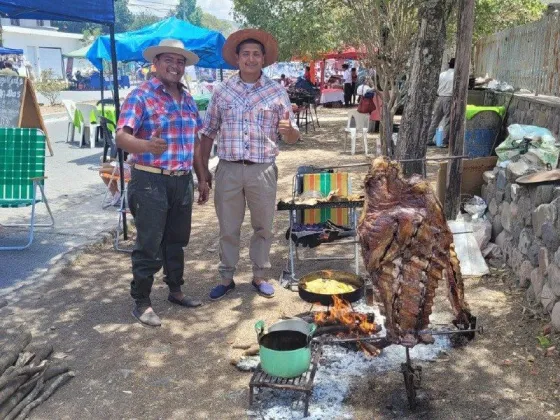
[214,160,278,281]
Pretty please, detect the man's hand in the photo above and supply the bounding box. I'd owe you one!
[278,111,299,144]
[146,127,167,155]
[197,178,210,204]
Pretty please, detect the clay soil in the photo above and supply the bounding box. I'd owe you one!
[1,107,559,419]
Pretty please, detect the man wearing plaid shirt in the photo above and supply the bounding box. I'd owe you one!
[116,39,205,327]
[196,29,300,300]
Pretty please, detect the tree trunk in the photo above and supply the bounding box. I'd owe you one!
[395,0,449,176]
[444,0,475,219]
[380,90,393,157]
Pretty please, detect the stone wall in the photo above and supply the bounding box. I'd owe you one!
[482,161,560,330]
[468,90,560,147]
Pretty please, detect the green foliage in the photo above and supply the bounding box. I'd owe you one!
[536,335,551,349]
[473,0,546,41]
[35,70,67,106]
[170,0,203,26]
[82,27,104,45]
[114,0,134,33]
[200,12,236,36]
[129,12,161,31]
[232,0,343,60]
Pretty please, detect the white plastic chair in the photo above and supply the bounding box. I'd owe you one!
[75,103,100,148]
[344,110,370,155]
[62,99,80,143]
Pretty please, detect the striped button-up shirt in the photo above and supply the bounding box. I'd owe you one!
[117,77,202,171]
[199,73,298,163]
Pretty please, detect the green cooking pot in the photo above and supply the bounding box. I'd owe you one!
[255,320,317,378]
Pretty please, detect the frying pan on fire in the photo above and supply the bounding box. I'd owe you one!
[298,269,365,306]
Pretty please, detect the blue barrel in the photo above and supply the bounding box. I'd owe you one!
[464,110,502,158]
[435,127,444,147]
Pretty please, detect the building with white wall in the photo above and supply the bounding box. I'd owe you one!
[0,18,83,79]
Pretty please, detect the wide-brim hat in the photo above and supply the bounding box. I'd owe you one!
[143,39,199,66]
[222,29,278,68]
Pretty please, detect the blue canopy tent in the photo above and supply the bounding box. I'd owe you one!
[0,0,133,239]
[0,47,24,55]
[86,17,234,70]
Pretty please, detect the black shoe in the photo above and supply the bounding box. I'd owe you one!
[427,142,436,146]
[168,295,202,308]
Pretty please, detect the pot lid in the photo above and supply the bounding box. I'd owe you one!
[516,169,560,185]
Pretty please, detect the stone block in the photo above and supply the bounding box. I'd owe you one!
[481,184,488,203]
[532,203,557,237]
[531,267,545,299]
[510,219,524,243]
[518,228,534,256]
[542,222,560,251]
[510,184,521,203]
[491,217,503,241]
[526,284,538,306]
[551,302,560,331]
[518,260,534,288]
[553,187,560,200]
[539,247,550,277]
[531,185,555,207]
[540,283,558,314]
[504,183,512,202]
[495,230,511,250]
[506,161,532,183]
[483,171,495,183]
[554,247,560,267]
[488,198,499,217]
[528,238,544,266]
[501,201,512,231]
[496,168,507,190]
[547,263,560,297]
[511,248,525,272]
[495,190,505,205]
[517,196,533,227]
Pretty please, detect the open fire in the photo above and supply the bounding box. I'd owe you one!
[313,296,381,356]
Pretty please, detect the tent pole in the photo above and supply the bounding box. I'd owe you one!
[109,23,127,240]
[219,67,223,82]
[100,63,104,113]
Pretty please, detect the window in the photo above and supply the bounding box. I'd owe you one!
[10,18,20,26]
[37,19,45,27]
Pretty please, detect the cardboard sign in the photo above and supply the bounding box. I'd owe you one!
[436,156,498,204]
[0,75,52,155]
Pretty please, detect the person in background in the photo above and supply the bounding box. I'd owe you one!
[303,66,311,83]
[197,29,299,301]
[115,39,204,327]
[0,61,19,76]
[342,63,352,107]
[427,58,455,148]
[351,67,358,105]
[279,73,291,87]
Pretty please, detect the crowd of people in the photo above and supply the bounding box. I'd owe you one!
[0,60,19,76]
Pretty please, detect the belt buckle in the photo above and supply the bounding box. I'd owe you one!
[168,170,177,176]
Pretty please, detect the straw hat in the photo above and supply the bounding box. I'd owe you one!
[143,39,199,66]
[222,29,278,68]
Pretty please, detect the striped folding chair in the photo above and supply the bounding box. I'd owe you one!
[0,128,54,250]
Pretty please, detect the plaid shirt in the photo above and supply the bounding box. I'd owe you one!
[117,77,202,171]
[199,73,298,163]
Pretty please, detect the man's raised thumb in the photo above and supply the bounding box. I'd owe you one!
[152,127,163,139]
[283,111,290,120]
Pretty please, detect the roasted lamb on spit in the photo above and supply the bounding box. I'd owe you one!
[357,157,472,347]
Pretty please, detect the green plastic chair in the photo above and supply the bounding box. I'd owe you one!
[0,128,54,250]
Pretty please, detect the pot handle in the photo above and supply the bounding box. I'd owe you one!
[255,320,266,341]
[307,323,317,344]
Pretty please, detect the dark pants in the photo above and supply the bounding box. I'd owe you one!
[127,168,194,308]
[427,96,452,145]
[351,82,357,104]
[344,83,353,106]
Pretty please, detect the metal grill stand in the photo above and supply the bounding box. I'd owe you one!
[249,345,322,417]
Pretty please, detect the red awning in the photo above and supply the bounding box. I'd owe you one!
[322,47,366,60]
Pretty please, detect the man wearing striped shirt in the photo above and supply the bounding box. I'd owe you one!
[196,29,300,300]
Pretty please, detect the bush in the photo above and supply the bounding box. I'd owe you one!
[34,70,67,106]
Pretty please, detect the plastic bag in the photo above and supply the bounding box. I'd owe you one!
[464,195,487,220]
[495,124,559,167]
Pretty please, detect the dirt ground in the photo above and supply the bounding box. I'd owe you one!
[1,107,559,419]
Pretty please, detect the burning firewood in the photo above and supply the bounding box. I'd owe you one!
[357,157,472,347]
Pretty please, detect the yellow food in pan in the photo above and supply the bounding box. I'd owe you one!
[303,278,356,294]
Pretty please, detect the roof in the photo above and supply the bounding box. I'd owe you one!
[2,25,83,39]
[0,0,115,25]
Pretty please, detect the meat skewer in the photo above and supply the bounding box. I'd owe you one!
[357,157,472,347]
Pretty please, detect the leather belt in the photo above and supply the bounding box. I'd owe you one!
[230,160,257,165]
[133,164,191,176]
